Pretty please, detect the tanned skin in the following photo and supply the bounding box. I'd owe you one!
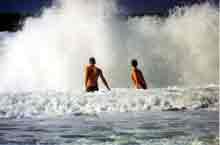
[85,57,110,92]
[131,59,147,89]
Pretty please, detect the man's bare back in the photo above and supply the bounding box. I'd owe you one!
[85,57,110,92]
[85,65,100,90]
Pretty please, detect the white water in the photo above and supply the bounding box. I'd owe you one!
[0,2,219,145]
[0,0,218,92]
[0,85,218,119]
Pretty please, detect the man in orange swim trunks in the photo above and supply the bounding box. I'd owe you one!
[85,57,111,92]
[130,59,147,89]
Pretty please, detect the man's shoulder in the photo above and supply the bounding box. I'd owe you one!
[136,68,142,73]
[96,67,102,72]
[85,65,90,70]
[86,65,95,69]
[133,68,142,75]
[132,68,139,72]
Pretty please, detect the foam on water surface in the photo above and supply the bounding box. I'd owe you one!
[0,1,218,145]
[0,85,218,119]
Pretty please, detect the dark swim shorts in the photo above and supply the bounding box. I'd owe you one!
[86,86,99,92]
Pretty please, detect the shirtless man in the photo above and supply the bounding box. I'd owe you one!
[85,57,111,92]
[131,59,147,89]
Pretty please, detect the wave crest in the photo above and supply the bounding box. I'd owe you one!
[0,85,218,119]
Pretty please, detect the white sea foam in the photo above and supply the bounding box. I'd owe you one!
[45,137,220,145]
[0,85,218,119]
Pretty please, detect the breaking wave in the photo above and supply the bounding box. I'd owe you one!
[0,85,218,119]
[0,1,218,92]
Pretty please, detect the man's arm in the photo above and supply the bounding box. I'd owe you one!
[100,70,111,90]
[140,71,147,89]
[84,66,89,88]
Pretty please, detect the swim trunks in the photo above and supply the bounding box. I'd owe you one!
[86,86,99,92]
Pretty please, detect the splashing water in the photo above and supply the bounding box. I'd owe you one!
[0,84,218,119]
[0,0,218,93]
[0,2,219,145]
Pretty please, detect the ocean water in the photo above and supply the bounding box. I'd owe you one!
[0,85,219,118]
[0,111,218,145]
[0,0,219,145]
[0,85,219,145]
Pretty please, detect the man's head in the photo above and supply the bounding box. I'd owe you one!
[131,59,138,68]
[89,57,96,65]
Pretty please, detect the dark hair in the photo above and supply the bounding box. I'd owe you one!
[131,59,138,67]
[89,57,96,64]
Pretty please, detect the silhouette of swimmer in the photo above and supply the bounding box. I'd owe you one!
[131,59,147,89]
[85,57,111,92]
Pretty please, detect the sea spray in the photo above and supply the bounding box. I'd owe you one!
[0,0,218,92]
[0,85,218,119]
